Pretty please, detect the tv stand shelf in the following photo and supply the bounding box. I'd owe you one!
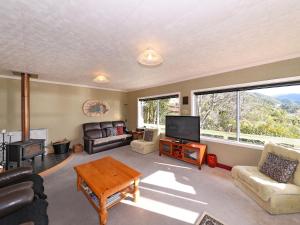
[159,138,207,169]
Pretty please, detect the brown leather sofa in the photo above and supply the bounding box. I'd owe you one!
[83,121,132,154]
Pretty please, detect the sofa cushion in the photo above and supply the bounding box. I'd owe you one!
[83,123,101,133]
[259,143,300,186]
[100,122,113,129]
[232,166,300,202]
[85,129,103,139]
[260,152,298,183]
[94,134,132,145]
[83,123,101,132]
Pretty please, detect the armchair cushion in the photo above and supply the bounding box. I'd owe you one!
[0,167,33,188]
[232,166,300,202]
[131,140,155,154]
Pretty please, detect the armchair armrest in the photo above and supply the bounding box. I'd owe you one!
[83,136,95,141]
[0,188,34,218]
[0,167,33,188]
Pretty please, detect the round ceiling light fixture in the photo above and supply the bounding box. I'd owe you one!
[137,48,163,67]
[93,75,109,83]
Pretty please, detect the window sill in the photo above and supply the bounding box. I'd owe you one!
[200,136,264,151]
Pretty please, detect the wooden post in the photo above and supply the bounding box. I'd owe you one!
[21,73,30,142]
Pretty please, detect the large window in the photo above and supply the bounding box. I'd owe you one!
[138,94,180,132]
[194,82,300,150]
[196,92,237,140]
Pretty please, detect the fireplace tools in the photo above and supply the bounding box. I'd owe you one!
[0,130,12,169]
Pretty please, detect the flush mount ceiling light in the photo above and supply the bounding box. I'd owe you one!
[93,75,109,83]
[137,48,163,67]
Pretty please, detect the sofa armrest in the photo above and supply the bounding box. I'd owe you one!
[0,188,34,218]
[0,167,33,188]
[83,137,94,154]
[83,136,93,140]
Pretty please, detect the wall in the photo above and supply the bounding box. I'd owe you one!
[0,79,7,130]
[127,57,300,167]
[0,77,128,149]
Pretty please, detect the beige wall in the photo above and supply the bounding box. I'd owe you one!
[0,77,128,149]
[0,78,7,130]
[127,57,300,166]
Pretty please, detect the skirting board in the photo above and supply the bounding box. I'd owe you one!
[217,163,232,171]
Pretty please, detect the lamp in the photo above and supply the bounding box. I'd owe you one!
[93,75,109,83]
[137,48,163,66]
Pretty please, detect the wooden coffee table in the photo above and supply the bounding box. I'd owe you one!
[74,156,141,225]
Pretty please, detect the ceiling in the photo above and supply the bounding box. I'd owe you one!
[0,0,299,92]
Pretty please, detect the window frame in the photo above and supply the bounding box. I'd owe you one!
[137,92,181,129]
[191,78,300,149]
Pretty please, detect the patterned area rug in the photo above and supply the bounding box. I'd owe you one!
[195,212,226,225]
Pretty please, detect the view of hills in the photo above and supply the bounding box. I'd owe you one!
[276,94,300,103]
[199,90,300,143]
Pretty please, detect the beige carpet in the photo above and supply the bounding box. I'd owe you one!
[43,146,300,225]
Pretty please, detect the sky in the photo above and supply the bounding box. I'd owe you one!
[249,85,300,96]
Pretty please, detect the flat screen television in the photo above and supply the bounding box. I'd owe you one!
[165,116,200,143]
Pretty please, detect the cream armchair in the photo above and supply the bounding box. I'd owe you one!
[130,128,160,154]
[232,143,300,214]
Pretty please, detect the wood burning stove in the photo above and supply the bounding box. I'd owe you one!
[6,73,45,169]
[7,139,44,167]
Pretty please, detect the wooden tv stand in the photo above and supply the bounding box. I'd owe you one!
[159,138,207,169]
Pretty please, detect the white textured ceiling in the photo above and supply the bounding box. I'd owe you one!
[0,0,300,91]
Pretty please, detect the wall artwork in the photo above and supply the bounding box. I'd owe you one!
[82,100,110,117]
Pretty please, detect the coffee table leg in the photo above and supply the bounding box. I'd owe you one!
[133,179,140,203]
[99,197,107,225]
[77,175,82,191]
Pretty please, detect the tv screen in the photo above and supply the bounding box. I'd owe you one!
[165,116,200,142]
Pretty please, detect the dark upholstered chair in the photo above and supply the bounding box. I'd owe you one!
[0,167,48,225]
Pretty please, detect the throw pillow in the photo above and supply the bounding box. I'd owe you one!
[260,152,298,183]
[116,126,124,135]
[144,130,154,142]
[111,127,117,136]
[106,127,117,136]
